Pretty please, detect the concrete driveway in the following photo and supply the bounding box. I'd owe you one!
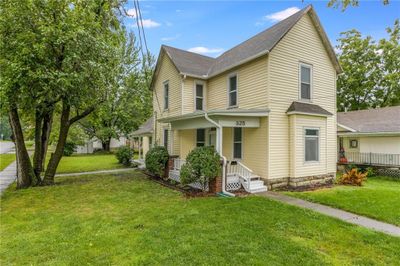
[0,141,14,154]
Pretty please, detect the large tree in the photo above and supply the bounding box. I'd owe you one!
[80,33,153,151]
[337,20,400,111]
[328,0,389,11]
[0,0,126,187]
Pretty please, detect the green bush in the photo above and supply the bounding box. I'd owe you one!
[115,146,133,166]
[145,146,169,177]
[63,141,77,156]
[180,146,221,191]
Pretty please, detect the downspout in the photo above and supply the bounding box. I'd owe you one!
[204,112,235,197]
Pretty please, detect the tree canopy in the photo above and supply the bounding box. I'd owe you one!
[337,19,400,111]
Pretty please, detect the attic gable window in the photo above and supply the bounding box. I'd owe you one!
[228,74,238,107]
[163,81,169,110]
[300,63,312,101]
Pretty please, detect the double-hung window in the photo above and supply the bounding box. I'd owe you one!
[228,74,238,107]
[233,127,242,159]
[196,129,206,147]
[195,83,204,111]
[300,64,312,100]
[305,128,319,162]
[163,129,169,150]
[163,82,169,110]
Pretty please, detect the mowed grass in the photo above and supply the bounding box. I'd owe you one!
[47,153,126,174]
[0,153,15,171]
[1,172,400,265]
[287,177,400,226]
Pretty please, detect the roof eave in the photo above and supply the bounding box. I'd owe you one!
[286,111,332,117]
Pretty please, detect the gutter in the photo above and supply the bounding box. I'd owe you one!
[204,113,235,197]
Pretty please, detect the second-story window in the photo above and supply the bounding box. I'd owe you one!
[300,64,312,101]
[163,82,169,110]
[195,83,204,111]
[228,74,238,107]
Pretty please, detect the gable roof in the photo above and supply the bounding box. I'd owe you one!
[337,106,400,133]
[286,101,333,116]
[151,4,341,88]
[132,118,154,136]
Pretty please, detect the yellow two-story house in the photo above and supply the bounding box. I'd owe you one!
[148,5,341,193]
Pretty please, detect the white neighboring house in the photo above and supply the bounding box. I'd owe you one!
[75,137,128,154]
[337,106,400,166]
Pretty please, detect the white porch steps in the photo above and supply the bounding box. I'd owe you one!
[226,171,268,194]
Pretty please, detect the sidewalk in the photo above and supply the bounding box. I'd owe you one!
[259,191,400,237]
[0,161,17,194]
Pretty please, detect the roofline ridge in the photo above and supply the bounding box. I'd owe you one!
[161,44,216,60]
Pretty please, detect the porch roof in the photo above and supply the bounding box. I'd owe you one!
[158,108,270,123]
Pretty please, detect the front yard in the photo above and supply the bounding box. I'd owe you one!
[1,171,399,265]
[287,176,400,226]
[48,153,127,174]
[0,154,15,171]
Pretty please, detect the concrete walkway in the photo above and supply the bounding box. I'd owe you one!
[0,160,17,194]
[260,191,400,237]
[55,168,136,177]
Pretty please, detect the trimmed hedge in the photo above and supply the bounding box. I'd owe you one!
[115,146,133,166]
[145,146,169,177]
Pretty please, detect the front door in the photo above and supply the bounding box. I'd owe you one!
[208,128,216,148]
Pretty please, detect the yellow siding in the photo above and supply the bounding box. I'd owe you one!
[153,54,182,145]
[222,128,233,160]
[207,55,268,110]
[172,130,180,155]
[268,14,337,179]
[293,115,327,177]
[179,129,196,158]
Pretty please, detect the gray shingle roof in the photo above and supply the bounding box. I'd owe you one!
[155,4,340,82]
[338,106,400,133]
[162,45,215,77]
[132,118,154,136]
[287,101,333,116]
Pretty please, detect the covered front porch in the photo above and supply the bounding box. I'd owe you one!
[159,109,270,194]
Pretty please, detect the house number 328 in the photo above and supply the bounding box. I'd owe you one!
[236,121,245,126]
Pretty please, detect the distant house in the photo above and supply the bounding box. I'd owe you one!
[132,118,154,162]
[337,106,400,166]
[149,5,341,193]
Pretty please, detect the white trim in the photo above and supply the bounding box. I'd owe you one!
[298,62,313,102]
[337,131,400,137]
[193,80,206,111]
[287,111,331,117]
[303,127,320,164]
[232,127,243,160]
[227,72,239,108]
[337,123,357,132]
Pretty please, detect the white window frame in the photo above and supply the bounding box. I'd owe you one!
[299,63,313,102]
[196,128,206,147]
[232,127,243,160]
[163,81,169,110]
[227,73,238,108]
[304,127,320,163]
[194,80,206,111]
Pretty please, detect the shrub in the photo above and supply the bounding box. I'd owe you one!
[115,146,133,166]
[365,167,375,177]
[145,146,169,177]
[63,141,77,156]
[338,168,367,186]
[180,146,221,191]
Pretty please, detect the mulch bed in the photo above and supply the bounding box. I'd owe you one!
[142,171,249,197]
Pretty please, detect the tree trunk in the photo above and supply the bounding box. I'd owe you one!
[102,138,111,151]
[42,104,71,185]
[33,110,43,179]
[8,107,37,188]
[40,110,54,171]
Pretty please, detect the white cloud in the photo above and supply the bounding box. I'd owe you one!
[188,46,224,55]
[176,9,182,13]
[264,7,300,22]
[165,21,173,27]
[141,19,161,28]
[161,34,181,42]
[126,8,137,18]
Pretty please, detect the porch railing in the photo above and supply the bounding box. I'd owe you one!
[227,161,254,191]
[341,152,400,167]
[173,158,186,171]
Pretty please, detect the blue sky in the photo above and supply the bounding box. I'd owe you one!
[124,0,400,57]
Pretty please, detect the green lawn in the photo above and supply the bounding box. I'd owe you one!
[0,153,15,171]
[287,176,400,226]
[49,153,126,174]
[1,172,399,265]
